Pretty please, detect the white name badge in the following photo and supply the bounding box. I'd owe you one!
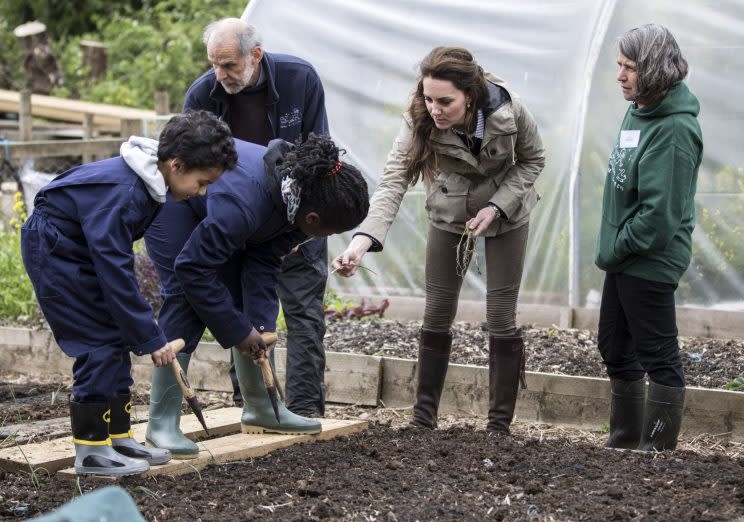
[619,130,640,148]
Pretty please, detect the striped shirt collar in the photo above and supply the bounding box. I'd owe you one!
[451,109,484,139]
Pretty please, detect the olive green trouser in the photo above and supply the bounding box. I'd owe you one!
[423,223,529,336]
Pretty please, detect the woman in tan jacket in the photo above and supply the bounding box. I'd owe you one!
[333,47,545,433]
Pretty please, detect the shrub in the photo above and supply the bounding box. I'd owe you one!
[0,193,36,320]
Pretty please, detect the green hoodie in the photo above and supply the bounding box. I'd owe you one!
[595,81,703,284]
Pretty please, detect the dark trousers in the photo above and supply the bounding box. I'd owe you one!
[72,346,133,402]
[230,238,328,416]
[597,272,685,387]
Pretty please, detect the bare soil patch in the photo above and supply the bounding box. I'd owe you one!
[1,406,743,521]
[322,319,744,389]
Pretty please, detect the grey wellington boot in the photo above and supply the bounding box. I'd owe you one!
[145,353,199,459]
[71,400,149,476]
[604,378,645,449]
[232,347,321,435]
[637,381,685,451]
[110,394,171,465]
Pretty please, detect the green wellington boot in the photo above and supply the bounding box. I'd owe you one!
[145,353,199,459]
[110,394,171,465]
[71,400,149,476]
[232,347,321,434]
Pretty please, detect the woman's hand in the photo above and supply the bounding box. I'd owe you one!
[235,328,269,363]
[332,235,373,277]
[466,205,501,237]
[150,341,177,367]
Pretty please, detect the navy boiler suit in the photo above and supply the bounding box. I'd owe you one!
[144,140,306,360]
[181,52,330,414]
[20,158,167,401]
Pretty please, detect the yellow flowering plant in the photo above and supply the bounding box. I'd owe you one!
[0,191,36,321]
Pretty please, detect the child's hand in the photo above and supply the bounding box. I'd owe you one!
[151,342,176,367]
[235,328,268,363]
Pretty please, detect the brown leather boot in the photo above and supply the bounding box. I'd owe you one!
[487,332,527,433]
[408,330,452,428]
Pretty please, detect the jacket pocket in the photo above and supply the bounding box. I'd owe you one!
[480,134,516,173]
[28,225,63,298]
[426,171,470,225]
[595,215,631,271]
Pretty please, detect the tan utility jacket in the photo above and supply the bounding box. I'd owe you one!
[357,73,545,248]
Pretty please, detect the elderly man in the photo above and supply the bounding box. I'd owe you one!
[144,18,330,458]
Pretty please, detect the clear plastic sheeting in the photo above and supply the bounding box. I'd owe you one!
[243,0,744,309]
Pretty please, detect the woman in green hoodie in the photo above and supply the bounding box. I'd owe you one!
[596,24,703,452]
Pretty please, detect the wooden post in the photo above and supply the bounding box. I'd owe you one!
[13,21,62,94]
[82,113,94,163]
[120,118,141,139]
[79,40,107,81]
[154,90,170,116]
[18,89,32,141]
[151,90,171,138]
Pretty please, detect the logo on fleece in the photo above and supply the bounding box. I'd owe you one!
[280,107,302,129]
[607,143,635,192]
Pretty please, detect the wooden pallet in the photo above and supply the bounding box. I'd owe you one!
[0,408,366,477]
[57,418,366,479]
[0,407,243,473]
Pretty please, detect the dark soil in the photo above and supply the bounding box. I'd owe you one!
[1,420,743,521]
[0,382,70,428]
[323,319,744,390]
[1,319,743,520]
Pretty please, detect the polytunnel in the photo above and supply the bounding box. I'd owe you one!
[243,0,744,310]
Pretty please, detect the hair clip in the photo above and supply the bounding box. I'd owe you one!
[323,160,342,177]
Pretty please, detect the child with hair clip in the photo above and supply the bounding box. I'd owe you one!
[143,133,369,457]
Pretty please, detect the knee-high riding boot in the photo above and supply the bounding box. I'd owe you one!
[232,347,321,434]
[409,330,452,429]
[145,353,199,459]
[604,378,645,449]
[487,332,526,433]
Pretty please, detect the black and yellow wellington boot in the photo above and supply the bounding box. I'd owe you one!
[70,400,149,476]
[145,353,199,459]
[110,394,171,465]
[232,347,321,434]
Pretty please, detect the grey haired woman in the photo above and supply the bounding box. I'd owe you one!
[596,24,703,451]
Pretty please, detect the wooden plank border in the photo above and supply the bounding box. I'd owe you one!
[1,327,742,441]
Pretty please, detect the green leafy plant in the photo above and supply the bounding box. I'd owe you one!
[723,377,744,392]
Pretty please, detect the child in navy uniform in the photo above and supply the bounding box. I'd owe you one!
[143,133,370,457]
[21,110,237,476]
